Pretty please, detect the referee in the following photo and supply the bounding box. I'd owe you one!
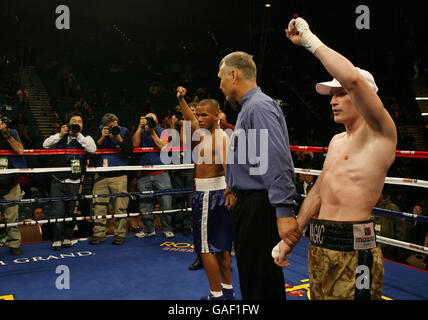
[218,51,300,300]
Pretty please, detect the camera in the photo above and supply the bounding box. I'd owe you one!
[145,116,157,130]
[173,113,183,121]
[67,123,81,134]
[0,105,14,128]
[107,125,120,136]
[0,115,13,128]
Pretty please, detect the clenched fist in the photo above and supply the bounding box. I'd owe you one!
[176,86,187,100]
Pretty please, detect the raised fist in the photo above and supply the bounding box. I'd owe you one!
[285,18,302,46]
[176,86,187,99]
[285,17,323,54]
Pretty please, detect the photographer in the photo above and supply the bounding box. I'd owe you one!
[42,112,96,250]
[0,114,26,256]
[90,113,133,245]
[168,111,193,237]
[132,113,175,239]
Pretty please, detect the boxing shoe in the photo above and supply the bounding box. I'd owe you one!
[222,288,236,300]
[201,293,226,300]
[188,257,203,270]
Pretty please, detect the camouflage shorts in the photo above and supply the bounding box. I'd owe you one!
[308,244,384,300]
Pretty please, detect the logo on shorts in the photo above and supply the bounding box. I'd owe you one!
[309,223,325,245]
[353,224,376,250]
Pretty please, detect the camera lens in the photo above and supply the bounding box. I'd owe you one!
[111,126,120,136]
[146,117,156,129]
[68,123,81,134]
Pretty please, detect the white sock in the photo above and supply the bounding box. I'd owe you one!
[221,283,233,290]
[210,290,223,297]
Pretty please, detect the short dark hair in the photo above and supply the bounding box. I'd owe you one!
[32,207,44,219]
[69,111,84,121]
[198,99,220,114]
[414,204,425,214]
[102,113,119,126]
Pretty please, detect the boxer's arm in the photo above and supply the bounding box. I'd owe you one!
[286,17,396,140]
[177,86,199,131]
[314,46,397,139]
[296,134,333,231]
[221,134,236,210]
[220,133,228,173]
[296,170,323,232]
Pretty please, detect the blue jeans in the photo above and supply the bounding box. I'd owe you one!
[50,179,80,242]
[137,172,173,233]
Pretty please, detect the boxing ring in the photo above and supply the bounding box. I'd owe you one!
[0,146,427,300]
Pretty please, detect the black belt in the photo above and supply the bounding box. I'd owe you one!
[309,218,377,252]
[233,189,267,199]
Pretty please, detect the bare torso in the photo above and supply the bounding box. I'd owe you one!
[193,129,228,179]
[318,123,396,222]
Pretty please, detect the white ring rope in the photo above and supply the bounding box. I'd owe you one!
[294,168,428,189]
[376,236,428,255]
[0,164,195,174]
[1,165,427,189]
[0,208,192,229]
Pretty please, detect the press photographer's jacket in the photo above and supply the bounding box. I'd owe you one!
[95,125,133,177]
[42,133,96,182]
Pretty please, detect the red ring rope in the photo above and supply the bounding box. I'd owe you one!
[290,146,428,159]
[0,145,426,158]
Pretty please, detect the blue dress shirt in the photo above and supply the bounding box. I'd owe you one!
[226,87,296,218]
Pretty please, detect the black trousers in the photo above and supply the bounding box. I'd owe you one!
[232,190,285,300]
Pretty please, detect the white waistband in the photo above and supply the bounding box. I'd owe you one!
[195,176,226,192]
